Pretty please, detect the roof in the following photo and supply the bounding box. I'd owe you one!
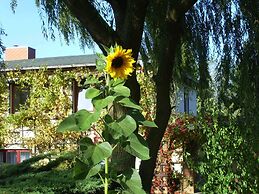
[4,54,97,71]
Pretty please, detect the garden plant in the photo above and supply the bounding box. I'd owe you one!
[58,45,157,193]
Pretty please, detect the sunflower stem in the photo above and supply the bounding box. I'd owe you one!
[104,157,109,194]
[105,74,110,97]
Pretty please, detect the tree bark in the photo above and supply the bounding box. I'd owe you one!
[64,0,120,52]
[139,14,185,194]
[137,1,197,191]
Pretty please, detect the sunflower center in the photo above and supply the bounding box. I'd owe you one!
[112,57,124,68]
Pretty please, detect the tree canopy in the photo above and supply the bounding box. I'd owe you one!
[0,27,5,61]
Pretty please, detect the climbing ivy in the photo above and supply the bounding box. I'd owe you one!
[185,99,259,193]
[0,73,8,147]
[0,67,95,152]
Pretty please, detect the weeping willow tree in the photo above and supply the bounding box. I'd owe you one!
[7,0,259,192]
[0,27,5,61]
[222,0,259,153]
[185,1,259,192]
[141,0,259,191]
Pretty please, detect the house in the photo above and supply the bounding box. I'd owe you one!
[5,46,96,112]
[0,46,97,164]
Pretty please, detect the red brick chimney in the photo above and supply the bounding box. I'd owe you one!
[4,46,36,61]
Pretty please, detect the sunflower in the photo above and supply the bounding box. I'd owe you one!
[105,45,135,80]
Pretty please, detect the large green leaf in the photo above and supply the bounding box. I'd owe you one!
[127,109,145,123]
[117,97,142,110]
[92,142,112,164]
[117,168,146,194]
[123,133,150,160]
[112,85,130,97]
[58,110,100,132]
[86,163,102,179]
[140,120,158,128]
[57,113,80,132]
[73,158,102,180]
[85,88,102,99]
[102,128,119,144]
[76,109,101,131]
[110,78,125,87]
[102,115,122,141]
[73,158,89,180]
[80,139,113,165]
[108,115,137,138]
[104,123,123,140]
[127,109,157,127]
[92,96,115,111]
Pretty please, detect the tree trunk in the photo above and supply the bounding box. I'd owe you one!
[108,1,148,171]
[139,19,182,193]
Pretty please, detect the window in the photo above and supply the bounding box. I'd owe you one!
[9,82,29,113]
[72,80,93,113]
[176,87,197,116]
[20,152,30,162]
[6,152,17,164]
[184,90,190,114]
[77,89,93,111]
[0,150,31,164]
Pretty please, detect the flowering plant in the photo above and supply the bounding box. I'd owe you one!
[167,116,198,147]
[57,45,157,193]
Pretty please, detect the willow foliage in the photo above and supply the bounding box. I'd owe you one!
[0,27,5,61]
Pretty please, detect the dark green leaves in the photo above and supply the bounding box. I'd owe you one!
[57,67,155,193]
[73,158,102,180]
[57,109,100,132]
[123,133,150,160]
[140,120,157,128]
[73,138,113,180]
[85,88,102,99]
[108,115,137,138]
[117,97,142,110]
[112,85,130,97]
[92,96,115,111]
[73,158,89,180]
[128,109,157,127]
[80,137,112,165]
[117,168,146,194]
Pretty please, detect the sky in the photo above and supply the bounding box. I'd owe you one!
[0,0,97,59]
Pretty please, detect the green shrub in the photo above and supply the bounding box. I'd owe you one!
[185,102,259,194]
[0,152,102,194]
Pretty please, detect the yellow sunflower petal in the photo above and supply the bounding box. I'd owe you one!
[105,45,135,80]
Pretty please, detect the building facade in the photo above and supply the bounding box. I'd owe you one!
[0,46,96,163]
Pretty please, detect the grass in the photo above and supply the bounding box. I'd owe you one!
[0,152,103,194]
